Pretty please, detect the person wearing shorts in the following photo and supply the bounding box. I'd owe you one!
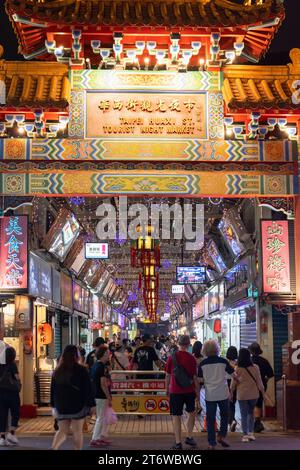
[166,335,200,450]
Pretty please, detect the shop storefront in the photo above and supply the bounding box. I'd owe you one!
[60,271,73,349]
[72,281,92,350]
[223,257,257,351]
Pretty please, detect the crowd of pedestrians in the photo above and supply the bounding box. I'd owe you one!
[0,333,274,450]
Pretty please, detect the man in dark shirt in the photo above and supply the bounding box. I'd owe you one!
[249,342,274,433]
[132,334,162,378]
[86,337,105,371]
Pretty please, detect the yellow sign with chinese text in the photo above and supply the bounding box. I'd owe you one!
[112,394,170,414]
[86,91,207,139]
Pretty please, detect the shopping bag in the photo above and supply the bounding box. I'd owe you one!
[104,406,118,425]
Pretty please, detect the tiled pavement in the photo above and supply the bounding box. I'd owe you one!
[1,432,300,451]
[17,413,282,436]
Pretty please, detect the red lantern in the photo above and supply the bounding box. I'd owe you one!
[38,323,52,345]
[214,319,221,334]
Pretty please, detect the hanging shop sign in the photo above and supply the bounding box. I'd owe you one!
[193,297,205,320]
[85,242,109,259]
[60,272,73,311]
[118,314,126,329]
[112,395,170,414]
[89,320,104,330]
[0,216,28,291]
[15,295,32,330]
[73,282,83,312]
[224,260,249,307]
[43,209,80,263]
[207,240,227,273]
[29,253,52,301]
[92,294,100,320]
[86,91,207,140]
[261,220,291,294]
[218,208,248,260]
[172,284,185,294]
[83,288,90,315]
[208,285,220,314]
[38,323,52,345]
[52,268,61,305]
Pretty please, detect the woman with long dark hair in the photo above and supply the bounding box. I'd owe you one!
[230,348,265,442]
[0,347,21,446]
[192,341,203,367]
[51,345,95,450]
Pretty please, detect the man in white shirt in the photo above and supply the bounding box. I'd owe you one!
[198,340,235,450]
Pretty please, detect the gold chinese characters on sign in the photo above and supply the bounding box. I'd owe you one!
[86,92,207,139]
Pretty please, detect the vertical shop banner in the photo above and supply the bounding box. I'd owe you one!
[261,220,291,294]
[0,216,28,291]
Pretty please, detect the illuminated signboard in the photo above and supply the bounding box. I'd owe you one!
[0,216,28,291]
[261,220,291,294]
[207,240,227,273]
[193,297,205,320]
[85,242,109,259]
[176,266,206,285]
[29,253,52,301]
[86,91,207,140]
[172,284,185,294]
[207,285,220,314]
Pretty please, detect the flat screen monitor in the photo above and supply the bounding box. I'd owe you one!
[176,266,206,285]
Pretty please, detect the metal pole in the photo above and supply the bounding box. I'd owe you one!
[282,374,287,432]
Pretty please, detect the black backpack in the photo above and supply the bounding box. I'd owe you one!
[172,353,194,389]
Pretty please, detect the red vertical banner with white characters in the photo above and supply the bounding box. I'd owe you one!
[261,220,291,294]
[0,216,28,291]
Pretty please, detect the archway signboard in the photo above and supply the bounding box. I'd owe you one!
[0,69,298,197]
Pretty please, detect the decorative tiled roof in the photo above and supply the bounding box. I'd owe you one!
[0,60,70,108]
[6,0,284,27]
[223,49,300,111]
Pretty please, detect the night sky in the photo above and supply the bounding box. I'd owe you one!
[0,0,300,63]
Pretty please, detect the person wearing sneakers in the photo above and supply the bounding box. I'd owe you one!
[0,347,21,447]
[198,340,235,450]
[90,345,112,447]
[230,348,265,443]
[165,335,200,450]
[248,342,274,433]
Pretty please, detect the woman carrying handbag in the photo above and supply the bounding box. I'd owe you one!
[230,348,267,443]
